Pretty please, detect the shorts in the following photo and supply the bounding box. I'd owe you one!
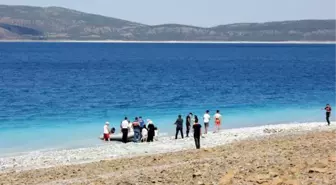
[103,133,110,141]
[204,122,209,127]
[215,119,221,126]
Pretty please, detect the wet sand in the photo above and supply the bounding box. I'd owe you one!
[1,129,335,185]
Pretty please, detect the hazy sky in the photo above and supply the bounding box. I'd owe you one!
[1,0,335,27]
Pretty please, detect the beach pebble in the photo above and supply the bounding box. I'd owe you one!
[328,156,336,162]
[308,167,327,173]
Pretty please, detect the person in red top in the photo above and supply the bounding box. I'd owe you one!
[132,117,141,142]
[324,104,332,126]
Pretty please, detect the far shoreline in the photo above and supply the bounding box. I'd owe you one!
[0,40,335,44]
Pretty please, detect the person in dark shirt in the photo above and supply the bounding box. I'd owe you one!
[147,120,155,142]
[194,115,199,124]
[324,104,332,126]
[193,118,202,149]
[186,113,192,137]
[174,115,184,139]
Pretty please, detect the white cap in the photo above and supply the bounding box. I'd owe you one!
[105,122,110,125]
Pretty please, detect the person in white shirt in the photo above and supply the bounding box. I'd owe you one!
[214,110,222,133]
[103,122,110,141]
[203,110,210,134]
[120,117,129,143]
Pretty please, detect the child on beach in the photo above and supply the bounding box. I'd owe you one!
[103,122,110,141]
[141,126,148,142]
[193,118,202,149]
[214,110,222,133]
[111,127,115,134]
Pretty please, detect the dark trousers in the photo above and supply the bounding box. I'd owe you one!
[147,134,154,142]
[147,131,154,142]
[186,125,190,137]
[326,112,331,125]
[194,136,200,149]
[175,127,184,139]
[122,128,128,143]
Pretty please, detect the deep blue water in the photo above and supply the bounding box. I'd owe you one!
[0,43,335,154]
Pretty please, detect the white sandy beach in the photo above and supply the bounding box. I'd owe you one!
[0,121,335,174]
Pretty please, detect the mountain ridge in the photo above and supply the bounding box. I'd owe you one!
[0,5,335,41]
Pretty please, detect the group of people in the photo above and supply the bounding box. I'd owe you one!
[174,110,222,149]
[103,116,158,143]
[102,104,332,149]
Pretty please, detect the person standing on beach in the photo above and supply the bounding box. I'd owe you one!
[203,110,210,134]
[324,104,332,126]
[214,110,222,133]
[193,119,202,149]
[186,113,193,137]
[147,119,155,142]
[175,115,184,139]
[121,117,129,143]
[103,122,110,141]
[139,116,145,129]
[139,116,145,139]
[132,117,141,142]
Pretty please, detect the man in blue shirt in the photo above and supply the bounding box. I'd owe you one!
[139,116,145,139]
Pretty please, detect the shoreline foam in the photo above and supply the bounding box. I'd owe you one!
[0,121,335,173]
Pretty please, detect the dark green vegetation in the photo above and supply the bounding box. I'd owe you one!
[0,5,335,41]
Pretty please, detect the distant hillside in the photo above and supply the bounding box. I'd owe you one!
[212,20,336,41]
[0,5,335,41]
[0,5,143,40]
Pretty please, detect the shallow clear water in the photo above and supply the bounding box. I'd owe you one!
[0,43,335,154]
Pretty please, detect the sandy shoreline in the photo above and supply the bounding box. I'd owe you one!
[0,40,335,44]
[0,122,335,174]
[0,123,335,185]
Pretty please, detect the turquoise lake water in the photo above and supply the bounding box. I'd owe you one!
[0,43,335,155]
